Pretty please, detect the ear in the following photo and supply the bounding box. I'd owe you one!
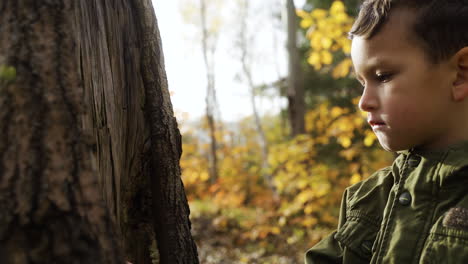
[452,47,468,101]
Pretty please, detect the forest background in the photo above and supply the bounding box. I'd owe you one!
[159,0,394,263]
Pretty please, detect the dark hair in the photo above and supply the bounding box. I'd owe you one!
[349,0,468,63]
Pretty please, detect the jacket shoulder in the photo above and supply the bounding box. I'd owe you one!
[344,165,395,222]
[347,166,392,196]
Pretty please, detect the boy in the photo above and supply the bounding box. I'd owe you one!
[305,0,468,263]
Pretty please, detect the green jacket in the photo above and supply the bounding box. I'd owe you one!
[305,142,468,264]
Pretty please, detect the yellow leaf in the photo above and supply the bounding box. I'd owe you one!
[311,9,327,19]
[271,226,281,235]
[330,28,343,38]
[200,171,210,181]
[332,59,352,79]
[330,106,343,118]
[316,136,329,145]
[276,180,285,192]
[336,118,352,132]
[315,183,330,197]
[360,110,367,118]
[353,116,364,127]
[350,173,361,185]
[335,12,348,23]
[321,50,333,65]
[339,136,352,148]
[364,131,377,147]
[300,18,313,29]
[311,33,323,50]
[304,204,314,214]
[316,120,324,131]
[342,41,352,54]
[307,52,321,69]
[321,37,333,49]
[317,19,327,30]
[298,179,309,189]
[301,217,318,227]
[297,190,314,204]
[330,1,345,15]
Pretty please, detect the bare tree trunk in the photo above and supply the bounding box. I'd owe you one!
[200,0,220,184]
[287,0,305,136]
[0,0,199,263]
[270,0,288,139]
[238,0,277,198]
[133,1,199,263]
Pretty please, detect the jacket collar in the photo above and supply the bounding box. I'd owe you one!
[396,141,468,183]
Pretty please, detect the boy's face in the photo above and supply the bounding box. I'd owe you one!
[351,9,457,152]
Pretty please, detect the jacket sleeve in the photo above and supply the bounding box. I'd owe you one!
[304,189,348,264]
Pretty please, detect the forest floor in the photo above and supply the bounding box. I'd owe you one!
[191,215,307,264]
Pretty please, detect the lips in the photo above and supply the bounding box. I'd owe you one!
[368,119,386,129]
[369,120,385,126]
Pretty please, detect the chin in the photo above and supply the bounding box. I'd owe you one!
[380,144,398,152]
[378,139,412,152]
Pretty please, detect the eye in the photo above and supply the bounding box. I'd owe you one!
[375,72,393,83]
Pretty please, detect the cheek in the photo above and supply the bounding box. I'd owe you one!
[382,99,414,125]
[386,100,435,133]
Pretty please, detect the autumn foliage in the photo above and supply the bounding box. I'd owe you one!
[180,104,392,261]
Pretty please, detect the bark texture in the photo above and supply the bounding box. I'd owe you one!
[0,1,122,263]
[0,0,198,263]
[76,0,153,262]
[132,1,199,263]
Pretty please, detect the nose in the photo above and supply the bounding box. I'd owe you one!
[358,87,379,112]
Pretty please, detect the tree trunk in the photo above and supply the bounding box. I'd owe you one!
[286,0,305,136]
[132,1,199,263]
[0,1,199,263]
[238,0,277,198]
[199,0,221,184]
[0,1,122,263]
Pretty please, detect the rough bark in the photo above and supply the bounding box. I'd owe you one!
[0,1,122,263]
[286,0,305,136]
[132,1,199,263]
[76,0,154,262]
[0,0,199,263]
